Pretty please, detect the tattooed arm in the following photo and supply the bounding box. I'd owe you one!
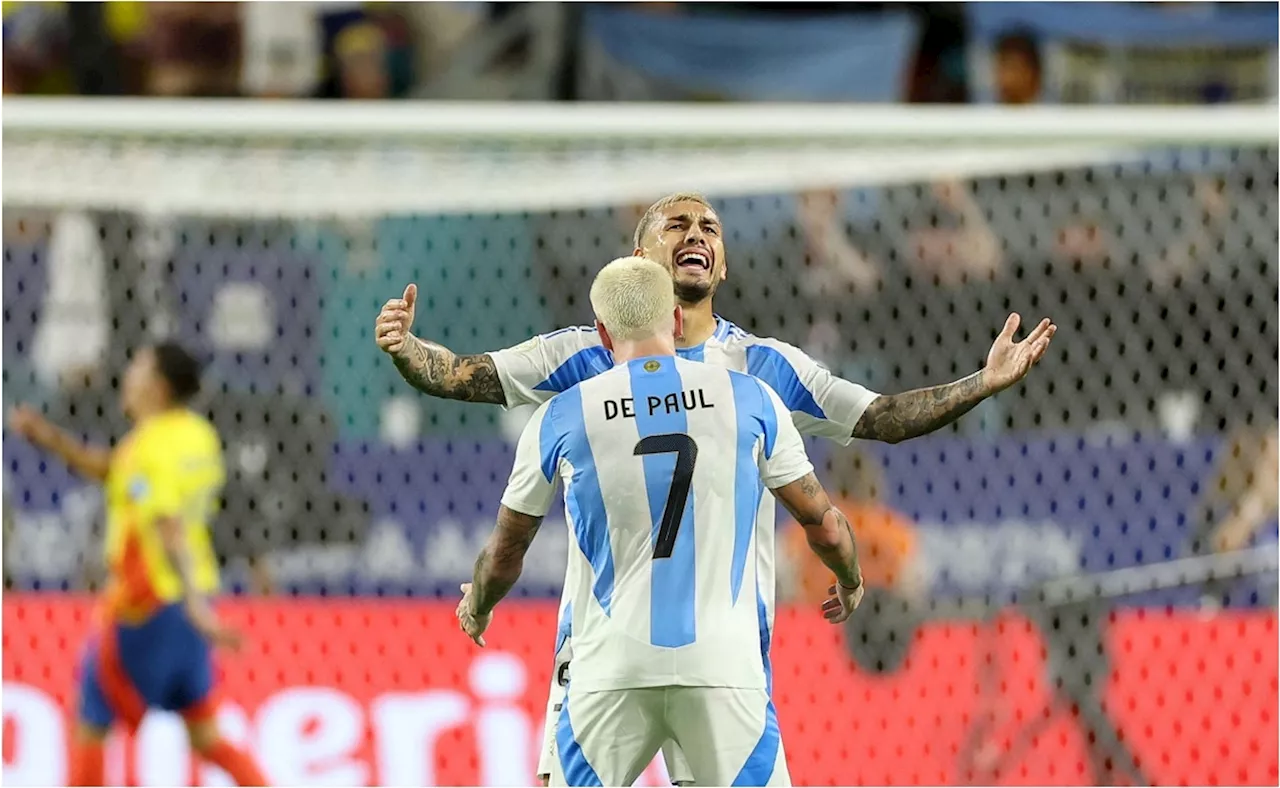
[393,337,507,405]
[458,401,559,647]
[469,505,543,616]
[852,371,989,445]
[774,472,862,590]
[851,313,1057,444]
[375,283,508,405]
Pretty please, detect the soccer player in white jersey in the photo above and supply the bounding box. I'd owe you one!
[375,193,1056,783]
[455,257,864,786]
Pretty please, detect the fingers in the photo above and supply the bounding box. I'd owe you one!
[997,313,1021,342]
[376,321,405,339]
[459,616,486,647]
[455,584,485,646]
[1024,317,1053,344]
[375,305,412,351]
[403,283,417,309]
[456,610,480,645]
[1031,336,1051,362]
[823,582,863,623]
[1026,326,1056,365]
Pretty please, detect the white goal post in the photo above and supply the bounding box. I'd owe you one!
[4,98,1276,218]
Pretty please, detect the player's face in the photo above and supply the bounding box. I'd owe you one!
[638,201,727,305]
[120,348,160,419]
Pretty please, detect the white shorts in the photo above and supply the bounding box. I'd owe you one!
[547,685,789,787]
[538,674,694,784]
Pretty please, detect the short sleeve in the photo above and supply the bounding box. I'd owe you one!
[128,457,184,524]
[757,382,815,490]
[499,399,561,517]
[131,428,225,526]
[745,338,879,446]
[490,327,612,410]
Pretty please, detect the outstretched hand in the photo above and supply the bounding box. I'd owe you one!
[8,405,55,445]
[375,283,418,356]
[982,313,1056,394]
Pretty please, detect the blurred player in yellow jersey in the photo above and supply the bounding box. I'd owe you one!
[9,342,269,787]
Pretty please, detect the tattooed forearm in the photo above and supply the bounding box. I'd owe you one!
[799,474,822,501]
[852,371,990,444]
[774,473,861,585]
[775,472,832,527]
[393,336,507,405]
[470,506,543,616]
[807,507,862,589]
[829,509,862,588]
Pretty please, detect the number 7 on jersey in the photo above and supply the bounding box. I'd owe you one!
[633,433,699,560]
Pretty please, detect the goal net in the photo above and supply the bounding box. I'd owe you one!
[2,98,1276,786]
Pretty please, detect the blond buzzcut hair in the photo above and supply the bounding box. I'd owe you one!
[633,192,715,249]
[590,256,677,341]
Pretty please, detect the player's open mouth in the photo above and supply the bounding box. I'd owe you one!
[675,249,711,271]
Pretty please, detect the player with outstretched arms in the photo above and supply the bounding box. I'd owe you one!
[8,343,269,787]
[376,193,1056,783]
[456,257,864,785]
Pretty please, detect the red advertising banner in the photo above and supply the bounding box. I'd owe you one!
[3,596,1276,786]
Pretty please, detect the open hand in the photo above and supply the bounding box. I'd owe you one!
[456,582,491,647]
[982,313,1056,394]
[375,284,418,356]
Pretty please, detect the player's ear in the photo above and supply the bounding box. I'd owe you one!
[632,246,644,259]
[673,305,684,340]
[596,319,614,353]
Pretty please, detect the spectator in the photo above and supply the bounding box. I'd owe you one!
[2,2,71,94]
[794,188,886,382]
[797,189,883,297]
[240,1,322,98]
[992,29,1042,105]
[332,21,392,99]
[1191,423,1280,605]
[146,2,242,97]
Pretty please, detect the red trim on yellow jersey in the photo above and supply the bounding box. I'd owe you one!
[104,527,162,623]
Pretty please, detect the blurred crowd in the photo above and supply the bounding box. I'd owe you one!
[3,15,1275,755]
[3,1,1276,103]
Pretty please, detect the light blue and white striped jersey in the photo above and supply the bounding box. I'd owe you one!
[492,316,879,446]
[494,317,878,700]
[501,355,813,691]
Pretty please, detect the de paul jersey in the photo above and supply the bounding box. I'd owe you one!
[493,316,879,685]
[491,316,879,446]
[501,356,813,692]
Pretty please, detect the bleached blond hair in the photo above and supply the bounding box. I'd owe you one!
[590,256,676,341]
[632,192,715,249]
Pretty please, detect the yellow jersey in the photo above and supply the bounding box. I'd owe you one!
[103,409,224,622]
